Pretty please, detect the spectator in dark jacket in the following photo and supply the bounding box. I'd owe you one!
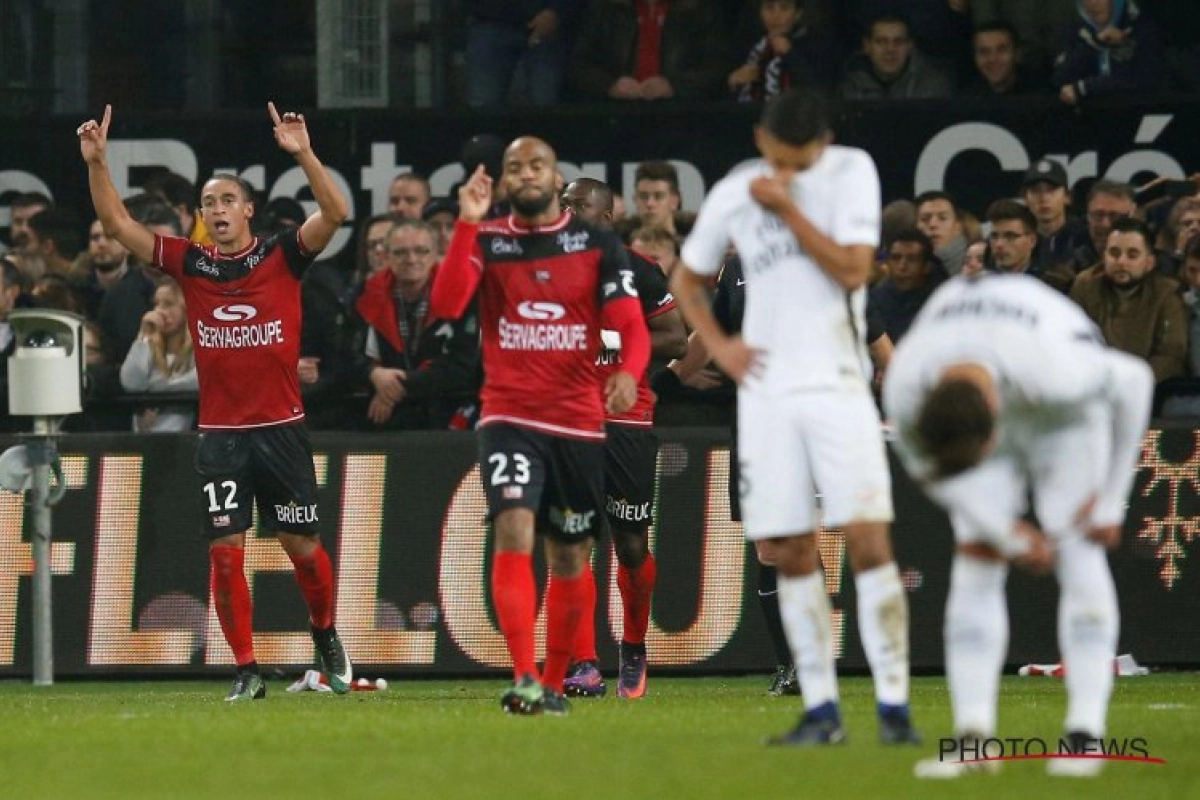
[838,11,953,99]
[571,0,730,101]
[729,0,837,101]
[1054,0,1166,105]
[465,1,579,107]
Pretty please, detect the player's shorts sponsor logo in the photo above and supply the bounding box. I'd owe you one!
[500,313,588,351]
[502,486,523,500]
[275,502,318,525]
[212,514,231,528]
[212,304,259,322]
[606,496,650,523]
[491,238,523,256]
[557,230,589,253]
[550,507,596,535]
[196,318,285,349]
[517,301,565,321]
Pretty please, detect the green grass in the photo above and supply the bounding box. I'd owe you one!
[1,674,1196,800]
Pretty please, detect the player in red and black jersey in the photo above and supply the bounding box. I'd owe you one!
[430,138,652,715]
[79,103,353,701]
[559,178,686,700]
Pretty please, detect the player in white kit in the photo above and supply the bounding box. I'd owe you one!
[884,273,1153,778]
[671,88,918,746]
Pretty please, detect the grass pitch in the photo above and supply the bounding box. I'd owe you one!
[1,674,1196,800]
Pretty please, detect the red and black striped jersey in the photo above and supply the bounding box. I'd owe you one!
[153,230,314,430]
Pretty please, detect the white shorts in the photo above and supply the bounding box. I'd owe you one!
[944,402,1110,546]
[737,388,893,540]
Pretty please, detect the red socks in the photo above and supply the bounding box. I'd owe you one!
[571,568,599,663]
[492,552,539,680]
[617,554,657,645]
[543,572,589,692]
[209,545,255,666]
[288,544,335,629]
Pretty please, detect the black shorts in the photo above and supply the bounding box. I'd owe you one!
[478,423,605,542]
[194,424,320,539]
[604,423,658,531]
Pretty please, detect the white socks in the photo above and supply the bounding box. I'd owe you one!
[777,572,839,710]
[945,554,1009,736]
[854,563,911,706]
[1056,536,1119,736]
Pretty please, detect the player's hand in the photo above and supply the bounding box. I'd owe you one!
[77,104,112,164]
[640,76,674,100]
[268,102,311,155]
[605,371,638,414]
[609,77,642,100]
[708,335,765,385]
[297,357,321,385]
[750,174,795,216]
[367,395,395,425]
[1012,520,1054,575]
[457,165,493,224]
[370,366,406,403]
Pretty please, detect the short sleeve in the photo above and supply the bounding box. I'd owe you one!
[153,234,191,280]
[629,250,675,318]
[276,228,317,279]
[597,231,639,306]
[681,178,738,277]
[830,150,881,248]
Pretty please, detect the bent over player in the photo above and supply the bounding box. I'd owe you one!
[884,273,1152,778]
[431,138,650,715]
[79,103,353,701]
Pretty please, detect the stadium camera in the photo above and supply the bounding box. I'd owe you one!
[7,308,86,417]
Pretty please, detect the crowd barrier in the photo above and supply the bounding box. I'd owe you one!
[1,426,1197,678]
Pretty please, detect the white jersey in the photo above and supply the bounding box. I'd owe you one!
[884,273,1152,532]
[680,146,881,394]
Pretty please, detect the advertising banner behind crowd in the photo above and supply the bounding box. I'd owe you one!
[1,98,1196,265]
[0,427,1197,678]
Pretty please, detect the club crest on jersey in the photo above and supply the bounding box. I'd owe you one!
[212,304,259,322]
[557,230,589,253]
[491,238,523,256]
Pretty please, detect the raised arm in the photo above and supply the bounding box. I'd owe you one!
[267,102,349,255]
[78,105,155,265]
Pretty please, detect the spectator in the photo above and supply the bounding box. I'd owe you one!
[969,0,1077,83]
[0,256,33,432]
[963,20,1048,95]
[5,191,52,264]
[1069,217,1186,385]
[464,1,575,107]
[25,208,85,279]
[571,0,730,102]
[1021,158,1088,281]
[986,200,1041,279]
[838,12,953,100]
[30,272,84,315]
[915,191,968,275]
[80,218,132,320]
[143,170,211,244]
[869,229,947,342]
[630,160,694,238]
[65,320,127,433]
[629,225,680,276]
[355,220,479,430]
[961,239,989,276]
[1178,235,1200,377]
[97,197,173,363]
[1054,0,1167,105]
[388,173,431,220]
[1069,179,1137,275]
[422,198,459,259]
[1155,196,1200,277]
[119,278,199,432]
[852,0,975,84]
[729,0,837,101]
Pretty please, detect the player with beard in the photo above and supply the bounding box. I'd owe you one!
[79,103,353,701]
[558,178,686,699]
[431,139,651,715]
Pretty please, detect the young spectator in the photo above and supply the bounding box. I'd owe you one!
[5,191,52,265]
[915,191,968,275]
[963,20,1047,95]
[1155,196,1200,277]
[961,239,989,276]
[1022,158,1088,276]
[119,278,199,433]
[1054,0,1167,105]
[388,173,431,220]
[838,12,953,100]
[630,160,694,238]
[969,0,1077,83]
[25,208,85,279]
[629,225,680,276]
[985,200,1041,279]
[729,0,836,101]
[1069,217,1186,386]
[464,1,574,107]
[422,198,458,259]
[571,0,730,101]
[869,229,947,342]
[143,170,211,244]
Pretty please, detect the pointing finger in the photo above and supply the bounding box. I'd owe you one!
[267,101,282,126]
[101,104,112,133]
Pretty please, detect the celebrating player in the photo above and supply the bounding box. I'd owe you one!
[670,88,918,745]
[885,274,1152,778]
[430,138,651,715]
[79,103,353,701]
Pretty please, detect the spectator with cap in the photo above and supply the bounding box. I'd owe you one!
[422,198,458,259]
[1022,158,1088,281]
